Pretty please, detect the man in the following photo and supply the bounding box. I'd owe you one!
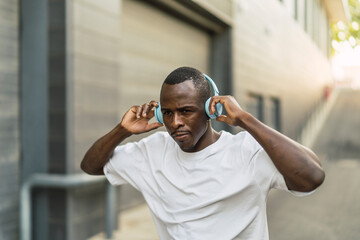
[81,67,325,239]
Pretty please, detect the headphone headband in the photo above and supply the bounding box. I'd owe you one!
[203,73,219,96]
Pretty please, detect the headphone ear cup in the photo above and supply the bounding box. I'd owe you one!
[205,98,212,118]
[215,102,224,117]
[154,103,163,124]
[205,98,224,119]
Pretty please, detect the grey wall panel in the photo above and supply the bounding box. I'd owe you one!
[0,0,19,239]
[71,0,121,174]
[49,0,67,173]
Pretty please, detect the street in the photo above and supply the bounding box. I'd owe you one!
[268,89,360,240]
[268,159,360,240]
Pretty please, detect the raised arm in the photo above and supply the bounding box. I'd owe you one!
[209,96,325,192]
[80,101,162,175]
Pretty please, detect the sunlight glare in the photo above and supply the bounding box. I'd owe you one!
[337,21,346,30]
[338,31,346,40]
[351,21,359,31]
[349,36,357,46]
[333,44,360,66]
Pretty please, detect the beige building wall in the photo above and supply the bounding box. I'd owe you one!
[69,0,121,173]
[233,0,332,138]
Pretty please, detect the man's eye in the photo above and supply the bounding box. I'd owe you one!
[163,111,172,116]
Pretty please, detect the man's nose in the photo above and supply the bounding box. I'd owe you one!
[171,112,184,128]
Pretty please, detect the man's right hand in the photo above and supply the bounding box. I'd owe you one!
[81,100,163,175]
[120,100,163,135]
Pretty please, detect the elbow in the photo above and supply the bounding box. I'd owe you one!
[80,159,104,175]
[310,168,325,190]
[80,160,89,174]
[296,151,325,192]
[80,160,92,175]
[288,167,325,193]
[302,168,326,192]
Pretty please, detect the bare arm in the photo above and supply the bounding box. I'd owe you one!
[80,101,162,175]
[209,96,325,192]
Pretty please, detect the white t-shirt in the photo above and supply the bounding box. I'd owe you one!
[104,131,309,240]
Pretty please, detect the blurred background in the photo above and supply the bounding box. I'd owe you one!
[1,0,359,239]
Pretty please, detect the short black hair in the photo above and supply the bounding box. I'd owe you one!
[162,66,211,104]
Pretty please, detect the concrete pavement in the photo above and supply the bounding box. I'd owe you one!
[267,159,360,240]
[267,89,360,240]
[89,203,158,240]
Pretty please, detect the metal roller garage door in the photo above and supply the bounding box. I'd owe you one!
[119,0,211,114]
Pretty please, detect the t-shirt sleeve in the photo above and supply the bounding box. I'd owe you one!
[103,141,146,191]
[246,134,314,197]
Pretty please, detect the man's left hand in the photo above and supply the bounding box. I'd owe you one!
[209,95,248,128]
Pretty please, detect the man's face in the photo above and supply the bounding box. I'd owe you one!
[160,80,210,152]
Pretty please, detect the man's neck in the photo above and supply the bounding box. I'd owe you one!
[193,124,220,152]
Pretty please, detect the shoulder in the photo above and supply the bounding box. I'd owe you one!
[223,130,260,149]
[127,131,173,152]
[115,131,170,152]
[139,131,171,145]
[223,130,262,160]
[112,131,172,162]
[238,131,261,149]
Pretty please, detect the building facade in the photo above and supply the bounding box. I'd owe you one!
[0,1,19,239]
[0,0,348,239]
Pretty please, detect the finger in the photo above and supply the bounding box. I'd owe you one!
[149,100,159,108]
[136,105,142,118]
[142,103,150,117]
[216,115,227,122]
[146,108,155,119]
[144,100,160,118]
[216,115,231,125]
[209,96,222,115]
[145,100,159,119]
[145,122,163,132]
[143,100,160,118]
[208,96,215,115]
[130,105,137,114]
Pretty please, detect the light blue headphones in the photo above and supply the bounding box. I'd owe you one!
[154,73,223,124]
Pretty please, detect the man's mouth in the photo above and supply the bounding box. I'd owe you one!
[172,131,190,141]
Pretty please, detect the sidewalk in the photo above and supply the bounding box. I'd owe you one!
[89,203,159,240]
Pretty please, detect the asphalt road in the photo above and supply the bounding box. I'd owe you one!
[267,89,360,240]
[267,159,360,240]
